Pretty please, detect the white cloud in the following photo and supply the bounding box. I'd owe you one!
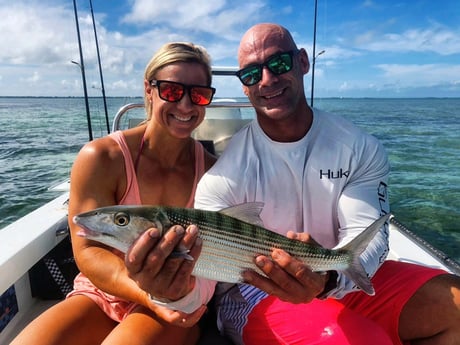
[359,27,460,55]
[362,0,375,7]
[281,5,293,15]
[0,1,161,96]
[312,45,361,61]
[122,0,265,41]
[25,71,40,83]
[339,81,350,91]
[376,63,460,86]
[123,0,226,24]
[0,0,458,97]
[0,3,75,65]
[0,0,265,96]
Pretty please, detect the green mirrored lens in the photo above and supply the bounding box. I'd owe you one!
[239,67,262,86]
[236,51,295,86]
[267,53,293,74]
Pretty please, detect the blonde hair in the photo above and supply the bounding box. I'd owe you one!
[144,42,212,119]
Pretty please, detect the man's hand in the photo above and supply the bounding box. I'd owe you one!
[241,231,329,303]
[125,224,202,301]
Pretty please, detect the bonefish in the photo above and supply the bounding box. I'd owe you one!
[74,203,390,295]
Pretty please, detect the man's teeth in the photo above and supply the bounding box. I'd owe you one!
[265,90,283,99]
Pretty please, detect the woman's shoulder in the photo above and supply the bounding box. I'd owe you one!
[73,133,132,180]
[78,135,121,162]
[81,127,144,159]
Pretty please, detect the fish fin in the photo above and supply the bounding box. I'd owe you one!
[170,249,194,261]
[218,202,265,226]
[170,244,194,261]
[340,213,392,295]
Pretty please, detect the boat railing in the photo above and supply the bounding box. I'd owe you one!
[112,99,255,155]
[389,217,460,275]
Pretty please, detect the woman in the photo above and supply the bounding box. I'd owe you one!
[12,42,217,345]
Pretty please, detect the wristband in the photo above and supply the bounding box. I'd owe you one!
[147,293,172,304]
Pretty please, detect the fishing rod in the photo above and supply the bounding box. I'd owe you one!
[310,0,325,108]
[310,0,318,108]
[89,0,110,134]
[72,0,93,141]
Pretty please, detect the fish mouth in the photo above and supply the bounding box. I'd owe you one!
[74,216,107,239]
[76,228,99,238]
[76,226,120,245]
[76,224,105,239]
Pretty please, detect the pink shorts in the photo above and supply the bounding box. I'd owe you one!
[67,273,139,322]
[243,261,447,345]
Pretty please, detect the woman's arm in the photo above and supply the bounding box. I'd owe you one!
[68,138,206,324]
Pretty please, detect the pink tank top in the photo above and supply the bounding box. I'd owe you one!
[109,131,206,207]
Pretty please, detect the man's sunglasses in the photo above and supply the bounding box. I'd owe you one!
[150,80,216,106]
[236,50,297,86]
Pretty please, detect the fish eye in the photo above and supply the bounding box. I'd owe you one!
[114,212,130,226]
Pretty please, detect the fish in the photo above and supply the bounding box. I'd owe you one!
[73,203,391,295]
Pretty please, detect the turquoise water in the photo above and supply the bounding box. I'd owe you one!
[0,97,459,260]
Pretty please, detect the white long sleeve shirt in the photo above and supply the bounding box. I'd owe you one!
[157,108,390,314]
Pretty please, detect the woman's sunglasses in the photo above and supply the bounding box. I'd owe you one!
[236,50,297,86]
[150,80,216,106]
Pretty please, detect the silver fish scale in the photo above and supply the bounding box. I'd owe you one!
[164,207,352,283]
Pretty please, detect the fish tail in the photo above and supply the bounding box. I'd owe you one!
[341,213,391,295]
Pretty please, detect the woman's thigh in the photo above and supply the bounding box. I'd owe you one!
[11,295,117,345]
[102,306,201,345]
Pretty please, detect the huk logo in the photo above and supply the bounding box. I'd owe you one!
[319,169,350,179]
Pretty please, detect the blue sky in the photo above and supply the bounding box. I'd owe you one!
[0,0,459,97]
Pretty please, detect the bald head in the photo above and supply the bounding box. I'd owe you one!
[238,23,298,66]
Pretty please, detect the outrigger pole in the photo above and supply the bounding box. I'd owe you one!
[72,0,93,141]
[89,0,110,134]
[310,0,318,107]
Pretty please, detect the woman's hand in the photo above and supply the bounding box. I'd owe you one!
[125,224,202,301]
[146,302,208,328]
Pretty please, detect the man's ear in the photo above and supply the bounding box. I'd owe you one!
[298,48,310,75]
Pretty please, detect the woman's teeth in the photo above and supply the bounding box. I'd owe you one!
[173,114,192,122]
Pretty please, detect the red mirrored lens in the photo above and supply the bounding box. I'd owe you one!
[190,87,214,105]
[159,82,185,102]
[153,80,214,105]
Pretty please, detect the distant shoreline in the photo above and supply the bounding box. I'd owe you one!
[1,96,459,100]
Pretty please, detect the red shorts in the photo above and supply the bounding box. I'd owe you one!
[243,297,393,345]
[243,261,446,345]
[341,260,446,344]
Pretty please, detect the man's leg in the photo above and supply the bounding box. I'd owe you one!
[399,274,460,345]
[340,260,448,345]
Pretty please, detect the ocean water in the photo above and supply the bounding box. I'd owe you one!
[0,97,459,261]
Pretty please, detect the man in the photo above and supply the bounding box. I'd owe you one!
[127,23,460,344]
[192,23,460,344]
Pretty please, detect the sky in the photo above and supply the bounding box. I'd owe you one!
[0,0,459,98]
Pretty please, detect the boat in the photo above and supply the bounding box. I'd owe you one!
[1,86,460,343]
